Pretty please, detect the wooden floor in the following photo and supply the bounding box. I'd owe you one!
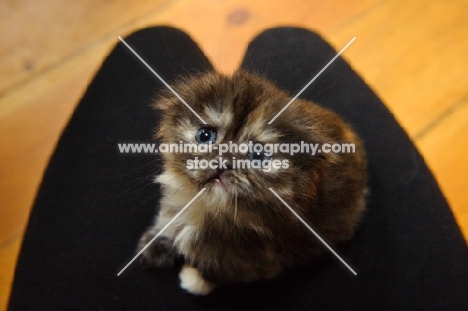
[1,0,467,308]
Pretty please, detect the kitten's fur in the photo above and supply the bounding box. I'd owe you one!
[138,70,367,295]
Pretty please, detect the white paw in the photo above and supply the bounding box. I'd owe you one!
[179,265,216,295]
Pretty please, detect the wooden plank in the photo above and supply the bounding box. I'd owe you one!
[0,0,378,245]
[415,98,468,240]
[0,238,21,311]
[2,0,468,305]
[133,0,379,74]
[0,43,111,243]
[330,0,468,137]
[0,1,381,304]
[0,0,169,94]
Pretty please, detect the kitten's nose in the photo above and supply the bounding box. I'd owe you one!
[217,160,233,171]
[216,162,232,174]
[217,154,233,171]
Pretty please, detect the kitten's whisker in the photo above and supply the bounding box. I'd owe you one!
[234,189,238,225]
[120,158,162,177]
[140,192,161,205]
[116,173,159,197]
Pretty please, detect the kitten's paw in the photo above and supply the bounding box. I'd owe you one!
[138,232,179,269]
[179,264,216,295]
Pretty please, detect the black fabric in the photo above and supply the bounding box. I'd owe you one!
[8,27,468,310]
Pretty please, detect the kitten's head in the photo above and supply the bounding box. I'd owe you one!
[154,70,342,213]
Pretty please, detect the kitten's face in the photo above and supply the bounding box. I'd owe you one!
[156,71,330,209]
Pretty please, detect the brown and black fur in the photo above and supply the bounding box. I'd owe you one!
[138,70,367,294]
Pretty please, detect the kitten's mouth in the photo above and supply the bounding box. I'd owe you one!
[204,170,225,187]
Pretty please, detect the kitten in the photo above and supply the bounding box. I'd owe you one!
[138,70,367,295]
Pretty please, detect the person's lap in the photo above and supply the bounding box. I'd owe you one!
[8,26,468,310]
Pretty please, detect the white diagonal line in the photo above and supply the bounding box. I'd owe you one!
[268,188,357,275]
[268,37,356,124]
[117,188,206,276]
[118,36,207,124]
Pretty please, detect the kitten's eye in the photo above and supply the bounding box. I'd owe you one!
[195,127,217,144]
[248,150,272,163]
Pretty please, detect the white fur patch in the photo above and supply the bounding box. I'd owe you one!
[235,174,251,186]
[239,115,280,143]
[255,129,280,142]
[204,107,233,127]
[177,118,197,142]
[155,171,180,188]
[239,116,264,140]
[203,186,230,207]
[179,265,215,295]
[174,225,199,253]
[155,171,195,196]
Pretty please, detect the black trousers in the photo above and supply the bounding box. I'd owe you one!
[9,27,468,310]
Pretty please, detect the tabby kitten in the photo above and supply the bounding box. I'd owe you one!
[138,70,367,295]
